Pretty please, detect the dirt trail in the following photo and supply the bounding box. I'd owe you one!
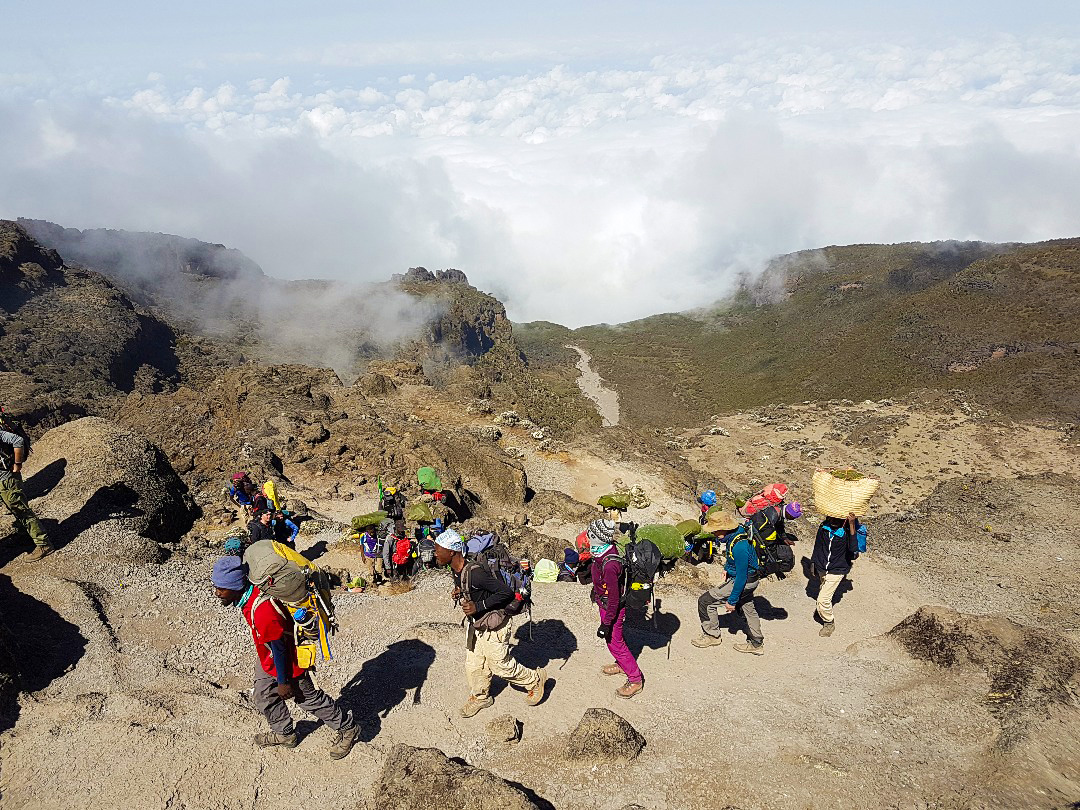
[567,345,620,427]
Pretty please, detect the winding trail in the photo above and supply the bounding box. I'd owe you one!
[566,344,620,427]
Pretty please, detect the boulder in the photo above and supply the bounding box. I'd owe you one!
[369,744,544,810]
[566,708,646,761]
[24,417,196,554]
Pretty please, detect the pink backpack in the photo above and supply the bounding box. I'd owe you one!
[743,483,788,516]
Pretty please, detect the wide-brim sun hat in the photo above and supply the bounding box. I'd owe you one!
[703,511,740,533]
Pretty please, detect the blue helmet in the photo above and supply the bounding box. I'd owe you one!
[700,490,717,507]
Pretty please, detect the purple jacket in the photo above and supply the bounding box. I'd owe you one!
[590,548,623,625]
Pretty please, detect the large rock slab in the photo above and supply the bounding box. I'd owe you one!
[370,744,544,810]
[25,417,196,556]
[566,708,646,761]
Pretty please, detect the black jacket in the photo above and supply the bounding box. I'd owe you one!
[811,517,860,575]
[455,563,514,618]
[248,518,276,546]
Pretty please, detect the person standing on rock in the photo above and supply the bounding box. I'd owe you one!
[587,519,644,699]
[433,528,547,718]
[0,417,53,561]
[810,513,861,637]
[692,512,766,655]
[210,556,360,759]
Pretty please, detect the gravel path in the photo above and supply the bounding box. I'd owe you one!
[566,345,620,427]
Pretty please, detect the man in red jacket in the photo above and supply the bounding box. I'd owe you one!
[211,556,359,759]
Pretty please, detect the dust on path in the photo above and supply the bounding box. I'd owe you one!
[566,344,620,427]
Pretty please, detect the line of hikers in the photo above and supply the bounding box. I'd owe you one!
[211,475,867,758]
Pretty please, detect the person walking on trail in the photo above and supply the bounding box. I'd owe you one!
[811,513,861,637]
[210,556,360,759]
[587,518,644,699]
[0,420,52,561]
[433,528,547,719]
[248,508,275,546]
[692,511,766,655]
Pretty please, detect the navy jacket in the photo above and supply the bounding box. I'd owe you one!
[811,517,860,575]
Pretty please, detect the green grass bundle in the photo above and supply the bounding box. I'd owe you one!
[417,466,443,491]
[351,511,387,532]
[598,493,630,511]
[406,502,434,523]
[676,519,703,538]
[635,524,688,559]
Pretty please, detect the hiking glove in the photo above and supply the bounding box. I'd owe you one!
[597,624,612,641]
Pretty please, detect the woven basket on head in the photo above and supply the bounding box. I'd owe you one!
[812,469,880,518]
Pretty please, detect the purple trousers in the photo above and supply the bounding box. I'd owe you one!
[606,607,643,683]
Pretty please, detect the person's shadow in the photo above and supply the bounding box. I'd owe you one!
[0,573,87,732]
[624,599,681,656]
[512,618,577,669]
[802,556,853,610]
[301,540,328,562]
[339,639,435,742]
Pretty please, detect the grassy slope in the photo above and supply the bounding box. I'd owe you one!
[516,239,1080,429]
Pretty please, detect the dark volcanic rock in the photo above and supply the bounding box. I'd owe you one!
[369,743,544,810]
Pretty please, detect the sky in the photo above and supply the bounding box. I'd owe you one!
[2,1,1079,325]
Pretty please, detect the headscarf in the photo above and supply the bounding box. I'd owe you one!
[434,528,465,553]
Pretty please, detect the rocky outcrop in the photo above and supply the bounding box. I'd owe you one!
[27,417,196,560]
[0,221,181,414]
[369,744,545,809]
[566,708,646,761]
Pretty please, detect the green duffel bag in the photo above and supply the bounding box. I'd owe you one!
[676,519,702,538]
[417,466,443,492]
[406,501,434,523]
[635,524,688,560]
[351,511,388,532]
[598,493,630,511]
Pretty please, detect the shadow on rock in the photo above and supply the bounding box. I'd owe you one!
[512,618,578,669]
[0,573,87,732]
[41,483,146,553]
[22,458,66,500]
[340,638,435,742]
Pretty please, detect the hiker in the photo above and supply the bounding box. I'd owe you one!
[433,528,547,718]
[359,529,383,585]
[557,548,580,582]
[389,519,412,580]
[210,556,359,758]
[227,473,255,514]
[272,509,300,548]
[0,417,53,560]
[574,532,594,584]
[379,485,405,522]
[248,509,276,546]
[692,511,765,655]
[697,489,717,524]
[751,501,802,547]
[585,519,644,698]
[811,512,861,637]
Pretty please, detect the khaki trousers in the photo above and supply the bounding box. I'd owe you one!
[816,572,846,623]
[465,622,539,698]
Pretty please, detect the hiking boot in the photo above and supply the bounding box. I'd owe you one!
[25,543,54,562]
[460,695,494,718]
[254,731,298,749]
[616,680,644,699]
[524,667,547,706]
[734,640,765,655]
[819,621,835,637]
[328,723,359,760]
[691,633,723,648]
[601,662,624,676]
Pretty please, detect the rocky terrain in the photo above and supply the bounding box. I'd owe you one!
[0,220,1078,809]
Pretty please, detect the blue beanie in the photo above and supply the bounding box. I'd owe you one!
[563,548,579,566]
[212,556,248,590]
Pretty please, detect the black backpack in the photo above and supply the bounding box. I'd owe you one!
[619,532,663,611]
[0,413,31,470]
[467,536,531,616]
[746,518,796,578]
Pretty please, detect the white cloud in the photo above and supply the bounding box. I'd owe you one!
[2,35,1079,326]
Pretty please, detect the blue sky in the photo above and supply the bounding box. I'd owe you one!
[2,2,1079,324]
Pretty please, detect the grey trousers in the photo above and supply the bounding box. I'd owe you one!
[252,662,349,735]
[698,578,763,643]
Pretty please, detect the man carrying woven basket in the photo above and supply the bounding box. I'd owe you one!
[810,512,861,637]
